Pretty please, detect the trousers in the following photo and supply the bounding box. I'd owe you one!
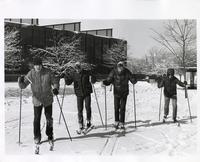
[33,104,53,142]
[77,95,91,127]
[164,95,177,119]
[114,95,127,123]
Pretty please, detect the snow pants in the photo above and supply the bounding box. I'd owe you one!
[33,104,53,142]
[76,95,91,128]
[114,95,128,124]
[164,95,177,119]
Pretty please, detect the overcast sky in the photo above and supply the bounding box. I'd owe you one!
[39,19,166,58]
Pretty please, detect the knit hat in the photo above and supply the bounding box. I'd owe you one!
[167,68,175,76]
[33,57,42,65]
[117,61,124,67]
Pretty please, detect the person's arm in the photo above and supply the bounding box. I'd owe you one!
[157,75,166,88]
[176,78,187,87]
[18,71,31,89]
[103,69,114,86]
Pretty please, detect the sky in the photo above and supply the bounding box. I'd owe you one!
[39,19,166,58]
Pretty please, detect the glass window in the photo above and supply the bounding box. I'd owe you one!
[75,23,80,31]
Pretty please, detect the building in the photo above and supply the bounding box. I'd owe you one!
[4,19,127,81]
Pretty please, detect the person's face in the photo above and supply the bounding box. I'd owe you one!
[34,65,42,72]
[117,65,124,73]
[75,64,81,72]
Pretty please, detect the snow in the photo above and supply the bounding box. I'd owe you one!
[4,80,198,157]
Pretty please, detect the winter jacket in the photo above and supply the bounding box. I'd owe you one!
[103,68,137,97]
[18,67,60,107]
[158,76,185,98]
[65,70,96,97]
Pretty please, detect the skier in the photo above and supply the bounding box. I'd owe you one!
[64,62,96,134]
[157,68,187,123]
[18,57,60,153]
[102,61,137,129]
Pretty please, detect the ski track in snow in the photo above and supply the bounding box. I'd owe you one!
[4,81,198,155]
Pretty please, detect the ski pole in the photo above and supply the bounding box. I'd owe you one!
[133,84,137,129]
[104,86,107,130]
[18,88,22,145]
[55,95,72,141]
[92,84,104,126]
[58,83,66,124]
[185,87,192,123]
[18,51,23,145]
[159,88,163,121]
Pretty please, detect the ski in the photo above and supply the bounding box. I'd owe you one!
[82,125,95,135]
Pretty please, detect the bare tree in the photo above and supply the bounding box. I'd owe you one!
[151,20,196,80]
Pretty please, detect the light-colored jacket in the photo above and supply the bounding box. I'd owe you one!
[18,67,59,107]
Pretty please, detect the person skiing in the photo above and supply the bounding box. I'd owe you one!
[18,57,60,151]
[102,61,137,129]
[64,62,96,134]
[157,68,187,123]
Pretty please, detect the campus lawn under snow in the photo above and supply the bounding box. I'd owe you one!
[4,80,198,155]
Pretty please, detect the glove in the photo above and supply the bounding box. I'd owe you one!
[184,81,187,85]
[162,74,167,78]
[52,88,59,95]
[18,76,24,83]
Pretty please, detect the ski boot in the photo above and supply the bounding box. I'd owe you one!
[82,120,94,135]
[173,118,177,123]
[76,127,84,134]
[48,136,54,151]
[118,122,125,130]
[163,115,167,123]
[113,121,119,130]
[86,120,92,129]
[76,123,84,135]
[34,138,40,155]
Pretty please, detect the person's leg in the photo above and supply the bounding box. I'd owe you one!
[114,95,120,127]
[119,95,128,125]
[44,104,53,140]
[33,105,43,143]
[164,96,170,118]
[77,96,84,128]
[85,95,92,127]
[172,95,177,122]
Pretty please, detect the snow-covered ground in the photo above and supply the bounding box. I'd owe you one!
[4,80,198,156]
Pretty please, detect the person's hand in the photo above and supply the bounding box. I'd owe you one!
[162,74,167,78]
[184,81,187,85]
[52,88,59,95]
[18,76,24,83]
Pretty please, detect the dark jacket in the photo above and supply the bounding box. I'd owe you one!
[158,76,185,98]
[65,70,96,97]
[103,68,137,97]
[18,67,60,107]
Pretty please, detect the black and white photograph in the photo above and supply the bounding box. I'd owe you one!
[1,0,200,162]
[4,18,197,155]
